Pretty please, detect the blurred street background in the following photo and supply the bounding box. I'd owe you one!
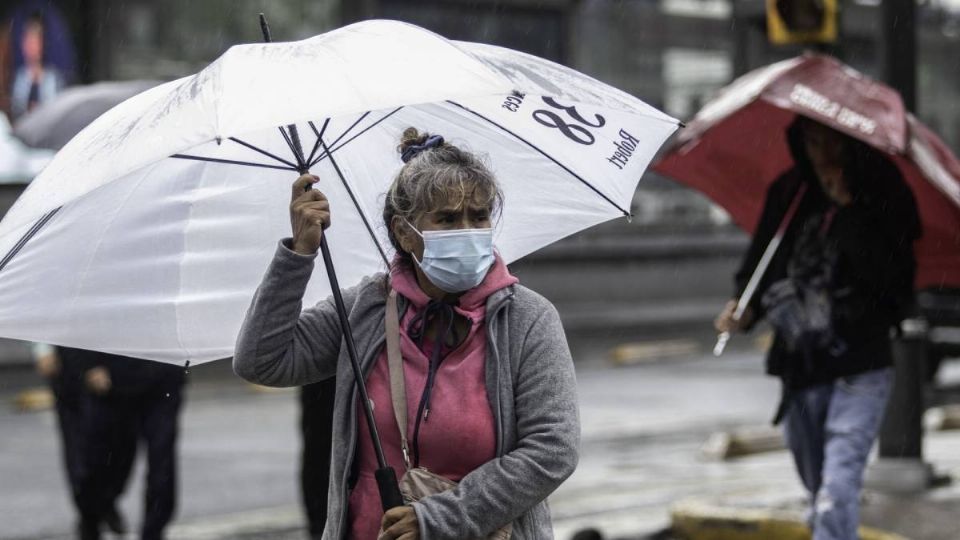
[2,1,960,539]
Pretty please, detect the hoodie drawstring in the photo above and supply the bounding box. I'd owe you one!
[406,299,462,467]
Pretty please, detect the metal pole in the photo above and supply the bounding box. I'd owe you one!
[882,0,916,112]
[866,0,931,492]
[878,0,922,459]
[865,319,932,492]
[879,319,927,459]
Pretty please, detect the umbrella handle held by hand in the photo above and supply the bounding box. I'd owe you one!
[376,466,405,511]
[713,331,730,357]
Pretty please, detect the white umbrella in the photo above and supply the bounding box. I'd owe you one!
[0,19,679,364]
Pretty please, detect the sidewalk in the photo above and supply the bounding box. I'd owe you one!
[551,355,960,540]
[669,463,960,540]
[171,357,960,540]
[115,398,960,540]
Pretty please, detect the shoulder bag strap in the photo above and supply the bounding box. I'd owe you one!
[385,288,411,470]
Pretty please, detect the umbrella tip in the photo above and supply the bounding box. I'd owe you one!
[259,13,272,43]
[678,120,687,129]
[183,360,191,375]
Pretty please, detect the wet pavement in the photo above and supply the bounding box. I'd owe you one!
[2,334,959,540]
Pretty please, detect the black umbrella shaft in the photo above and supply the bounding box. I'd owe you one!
[318,237,404,511]
[296,135,391,474]
[318,235,389,468]
[260,12,402,511]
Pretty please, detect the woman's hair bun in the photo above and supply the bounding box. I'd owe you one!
[398,127,428,155]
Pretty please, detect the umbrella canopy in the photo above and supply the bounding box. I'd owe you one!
[0,19,678,364]
[13,80,161,150]
[655,53,960,290]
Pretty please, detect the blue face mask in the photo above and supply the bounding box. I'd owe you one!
[405,220,495,293]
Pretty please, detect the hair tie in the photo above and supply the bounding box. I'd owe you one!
[401,135,445,163]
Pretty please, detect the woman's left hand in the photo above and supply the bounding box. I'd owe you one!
[378,506,420,540]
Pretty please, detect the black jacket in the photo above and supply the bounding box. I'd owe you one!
[60,347,186,398]
[735,119,921,391]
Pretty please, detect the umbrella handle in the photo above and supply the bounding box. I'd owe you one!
[713,331,730,357]
[376,466,405,511]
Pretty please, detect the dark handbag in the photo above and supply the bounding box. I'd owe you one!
[762,209,846,356]
[762,277,835,353]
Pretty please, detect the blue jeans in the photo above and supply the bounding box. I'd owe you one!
[783,367,893,540]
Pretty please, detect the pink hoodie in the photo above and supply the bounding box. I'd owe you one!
[347,255,518,540]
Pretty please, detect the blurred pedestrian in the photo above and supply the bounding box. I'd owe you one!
[75,351,186,540]
[715,117,920,540]
[10,12,64,119]
[235,127,580,539]
[300,378,335,540]
[33,345,131,537]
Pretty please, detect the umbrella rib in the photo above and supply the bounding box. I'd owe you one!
[0,207,62,274]
[309,111,372,168]
[171,153,297,171]
[311,107,403,168]
[277,127,306,168]
[445,100,630,216]
[287,125,308,168]
[305,119,331,166]
[228,137,299,168]
[317,135,390,267]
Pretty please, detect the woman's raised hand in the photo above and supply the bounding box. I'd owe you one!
[290,174,330,255]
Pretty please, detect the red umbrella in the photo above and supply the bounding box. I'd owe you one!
[655,53,960,290]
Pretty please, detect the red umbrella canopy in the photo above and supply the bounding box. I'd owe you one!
[656,53,960,290]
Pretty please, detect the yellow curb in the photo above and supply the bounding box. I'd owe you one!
[609,339,700,366]
[13,387,55,412]
[700,426,786,460]
[245,382,295,394]
[670,499,909,540]
[924,404,960,431]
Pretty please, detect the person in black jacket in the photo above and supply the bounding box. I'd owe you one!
[74,351,186,540]
[299,378,335,540]
[715,117,920,540]
[34,345,132,537]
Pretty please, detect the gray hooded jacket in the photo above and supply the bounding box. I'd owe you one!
[234,242,580,539]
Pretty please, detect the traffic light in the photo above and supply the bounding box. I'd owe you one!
[767,0,838,45]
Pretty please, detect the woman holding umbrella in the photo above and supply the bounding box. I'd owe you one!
[715,116,919,540]
[234,128,580,539]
